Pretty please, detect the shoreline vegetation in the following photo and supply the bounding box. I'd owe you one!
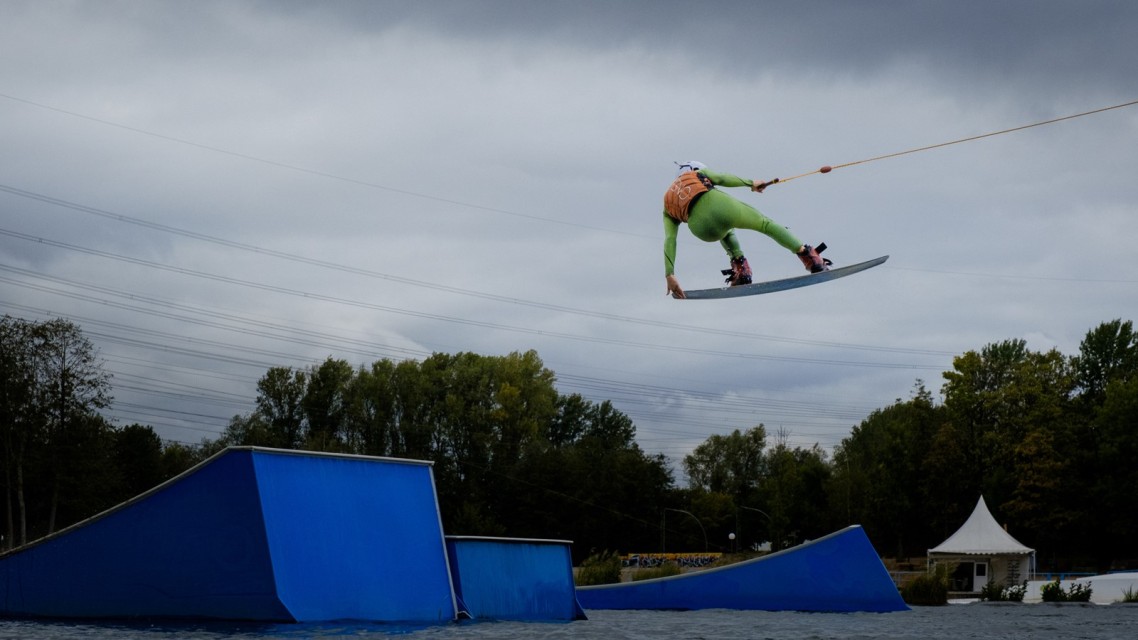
[4,315,1137,581]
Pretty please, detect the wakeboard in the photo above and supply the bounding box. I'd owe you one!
[681,255,888,300]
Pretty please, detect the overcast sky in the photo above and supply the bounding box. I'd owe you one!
[2,0,1136,474]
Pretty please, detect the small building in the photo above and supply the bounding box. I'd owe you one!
[927,496,1035,594]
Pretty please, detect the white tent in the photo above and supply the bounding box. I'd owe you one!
[928,496,1035,593]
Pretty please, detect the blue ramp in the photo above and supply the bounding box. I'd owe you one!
[576,525,908,613]
[253,450,456,622]
[0,448,457,622]
[446,536,586,621]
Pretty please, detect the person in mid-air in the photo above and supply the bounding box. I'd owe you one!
[663,161,829,299]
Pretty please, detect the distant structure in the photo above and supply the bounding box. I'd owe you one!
[927,496,1035,594]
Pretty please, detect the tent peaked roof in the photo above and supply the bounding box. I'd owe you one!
[928,496,1033,555]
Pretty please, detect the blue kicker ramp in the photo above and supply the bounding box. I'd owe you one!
[446,536,586,621]
[576,525,908,613]
[0,448,458,622]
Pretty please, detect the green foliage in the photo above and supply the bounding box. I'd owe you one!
[1040,579,1093,602]
[1092,375,1138,556]
[1072,319,1138,405]
[510,400,671,554]
[762,435,832,550]
[159,442,204,480]
[1119,586,1138,603]
[113,424,165,498]
[979,580,1002,601]
[901,564,950,606]
[218,349,672,554]
[575,550,622,586]
[835,323,1129,562]
[1067,582,1093,602]
[253,366,307,449]
[980,580,1026,602]
[831,382,942,558]
[303,357,356,451]
[1004,581,1027,602]
[1,316,113,547]
[631,564,682,581]
[684,426,767,497]
[941,340,1075,517]
[1040,579,1063,602]
[6,312,1138,572]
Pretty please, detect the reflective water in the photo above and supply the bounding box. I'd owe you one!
[2,603,1136,640]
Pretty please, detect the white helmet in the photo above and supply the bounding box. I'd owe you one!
[675,160,705,177]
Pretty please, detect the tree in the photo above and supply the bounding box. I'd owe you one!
[159,441,203,480]
[390,357,438,460]
[1070,320,1138,567]
[832,382,943,557]
[684,425,835,553]
[344,359,398,456]
[1090,375,1138,565]
[941,340,1074,510]
[113,424,166,500]
[31,319,113,533]
[254,366,307,449]
[683,426,767,501]
[922,420,971,542]
[941,340,1029,501]
[760,434,832,550]
[49,413,119,526]
[0,317,112,544]
[302,357,354,451]
[1002,427,1071,548]
[421,350,559,535]
[549,393,590,447]
[1,316,38,548]
[467,388,672,559]
[218,412,273,447]
[1072,319,1138,407]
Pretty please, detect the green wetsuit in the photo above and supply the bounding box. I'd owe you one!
[663,168,803,277]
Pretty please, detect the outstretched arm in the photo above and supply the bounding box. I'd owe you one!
[700,168,775,193]
[663,213,685,298]
[699,168,752,188]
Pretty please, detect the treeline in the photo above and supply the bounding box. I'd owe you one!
[0,316,198,549]
[1,317,673,556]
[204,350,675,549]
[3,314,1136,570]
[682,319,1137,570]
[829,320,1138,569]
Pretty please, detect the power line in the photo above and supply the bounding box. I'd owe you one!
[0,267,430,361]
[0,241,948,370]
[0,183,957,356]
[2,297,882,427]
[2,298,877,455]
[0,92,650,239]
[0,90,1005,463]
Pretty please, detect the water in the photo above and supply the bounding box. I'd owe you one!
[2,604,1135,640]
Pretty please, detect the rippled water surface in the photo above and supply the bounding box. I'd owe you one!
[3,603,1136,640]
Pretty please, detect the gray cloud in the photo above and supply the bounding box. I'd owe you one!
[2,0,1135,467]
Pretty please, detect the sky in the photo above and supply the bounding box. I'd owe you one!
[2,0,1136,475]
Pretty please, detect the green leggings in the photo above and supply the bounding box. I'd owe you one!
[688,190,802,259]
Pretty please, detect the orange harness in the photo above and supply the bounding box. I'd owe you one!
[663,171,712,222]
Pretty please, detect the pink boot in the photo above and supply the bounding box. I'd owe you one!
[797,244,832,273]
[721,256,753,286]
